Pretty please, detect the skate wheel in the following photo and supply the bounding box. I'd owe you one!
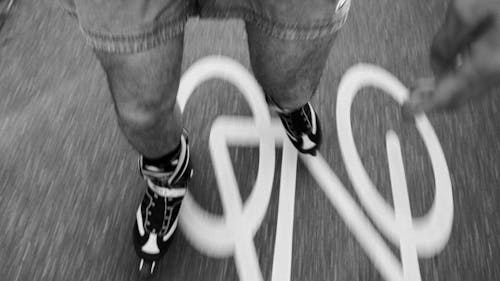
[138,258,156,279]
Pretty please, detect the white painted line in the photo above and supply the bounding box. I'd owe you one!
[177,56,271,126]
[209,129,264,281]
[179,118,283,257]
[177,58,454,281]
[336,64,405,243]
[271,140,298,281]
[336,64,453,256]
[412,114,453,257]
[386,131,421,281]
[179,194,233,257]
[301,154,404,281]
[177,56,276,281]
[211,119,277,238]
[218,117,284,146]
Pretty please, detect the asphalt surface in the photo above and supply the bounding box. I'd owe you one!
[0,0,499,281]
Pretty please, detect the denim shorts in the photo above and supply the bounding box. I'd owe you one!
[60,0,351,54]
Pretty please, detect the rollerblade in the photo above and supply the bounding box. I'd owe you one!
[132,134,193,278]
[269,98,322,155]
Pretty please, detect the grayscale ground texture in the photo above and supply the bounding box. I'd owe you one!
[0,0,499,281]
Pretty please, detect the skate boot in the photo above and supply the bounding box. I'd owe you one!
[133,134,193,278]
[273,101,322,155]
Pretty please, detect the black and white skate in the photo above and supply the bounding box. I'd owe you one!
[277,102,322,155]
[132,134,193,278]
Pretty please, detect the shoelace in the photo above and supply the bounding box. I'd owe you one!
[143,172,187,234]
[144,192,163,233]
[145,191,176,235]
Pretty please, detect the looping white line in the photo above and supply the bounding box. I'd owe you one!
[177,58,454,281]
[336,64,453,255]
[177,56,275,281]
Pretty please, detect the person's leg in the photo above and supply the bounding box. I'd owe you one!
[246,30,337,111]
[96,41,193,275]
[246,30,337,155]
[63,0,196,275]
[244,0,351,155]
[94,40,183,159]
[95,34,192,277]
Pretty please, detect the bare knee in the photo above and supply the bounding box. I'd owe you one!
[115,98,173,131]
[94,41,183,131]
[246,26,337,109]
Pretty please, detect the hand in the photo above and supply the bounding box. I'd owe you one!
[403,0,500,115]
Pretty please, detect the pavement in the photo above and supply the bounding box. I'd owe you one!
[0,0,499,281]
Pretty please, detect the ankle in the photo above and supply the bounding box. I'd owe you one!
[142,143,182,172]
[266,94,310,114]
[139,134,191,188]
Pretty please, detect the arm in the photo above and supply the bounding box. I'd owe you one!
[403,0,500,114]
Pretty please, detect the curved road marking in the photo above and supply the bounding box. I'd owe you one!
[177,58,454,281]
[336,64,454,256]
[177,56,275,281]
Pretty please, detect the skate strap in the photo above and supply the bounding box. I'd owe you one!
[147,180,187,198]
[168,134,189,186]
